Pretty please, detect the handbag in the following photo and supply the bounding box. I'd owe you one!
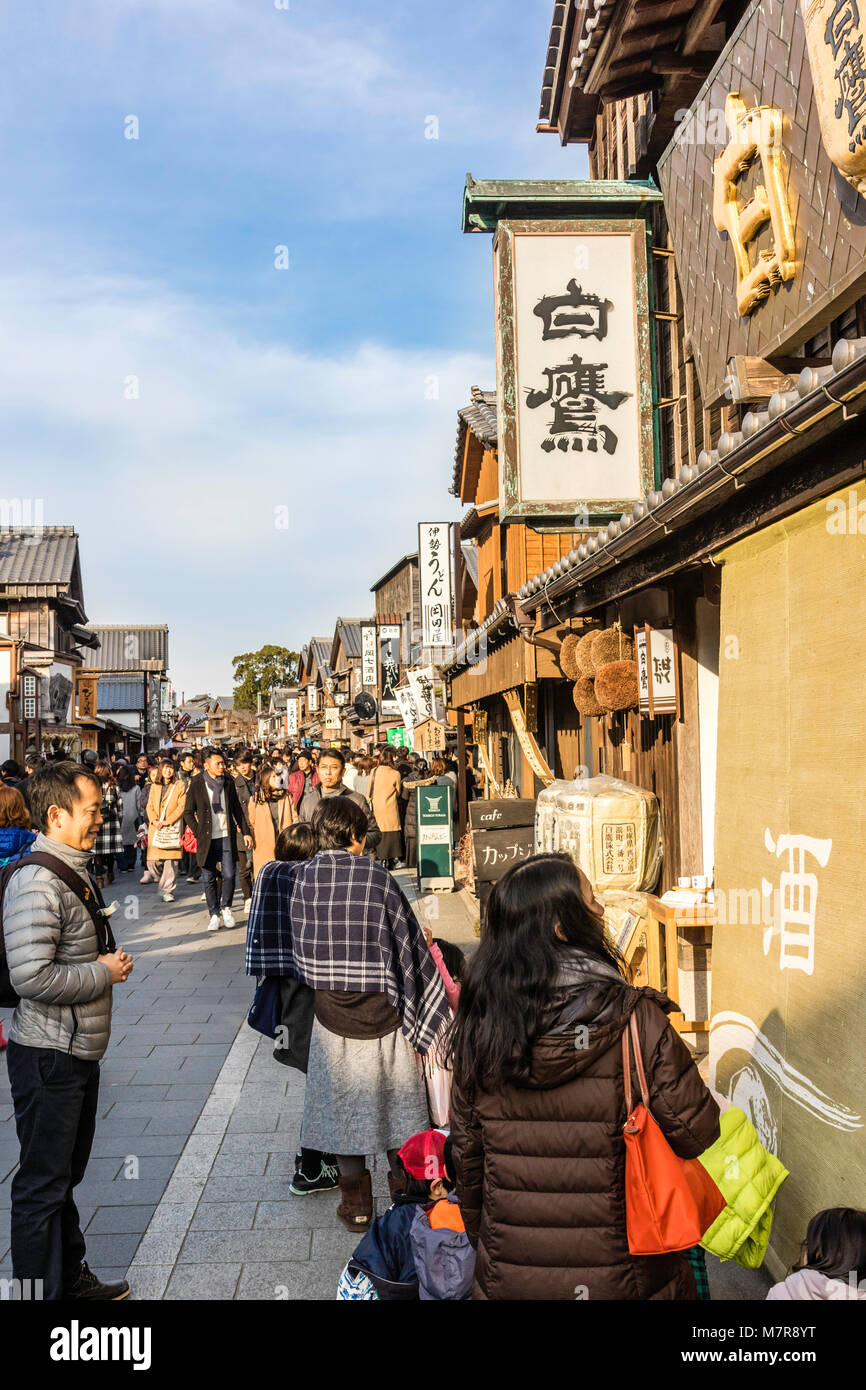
[152,786,182,851]
[181,825,197,854]
[622,1011,725,1255]
[247,976,282,1039]
[271,976,315,1072]
[421,1020,453,1126]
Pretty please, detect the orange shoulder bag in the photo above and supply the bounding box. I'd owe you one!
[622,1011,725,1255]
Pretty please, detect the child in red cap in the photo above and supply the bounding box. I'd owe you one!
[336,1129,475,1300]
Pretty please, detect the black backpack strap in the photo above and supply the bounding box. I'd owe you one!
[23,851,116,954]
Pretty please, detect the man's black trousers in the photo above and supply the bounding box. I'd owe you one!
[7,1039,99,1300]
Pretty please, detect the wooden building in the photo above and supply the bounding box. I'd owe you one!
[82,624,170,754]
[525,0,866,1274]
[0,526,100,761]
[295,637,334,745]
[328,617,372,748]
[447,385,589,829]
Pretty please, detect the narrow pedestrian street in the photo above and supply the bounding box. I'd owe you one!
[2,871,774,1301]
[0,873,479,1300]
[3,0,866,1353]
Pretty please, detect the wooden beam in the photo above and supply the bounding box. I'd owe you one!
[600,74,663,101]
[619,17,689,47]
[585,0,640,94]
[728,355,832,403]
[681,0,727,55]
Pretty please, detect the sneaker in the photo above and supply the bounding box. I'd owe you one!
[207,914,221,931]
[221,906,236,929]
[161,893,175,903]
[200,892,207,902]
[139,874,154,884]
[243,899,252,914]
[186,873,201,883]
[290,1160,339,1196]
[65,1260,130,1301]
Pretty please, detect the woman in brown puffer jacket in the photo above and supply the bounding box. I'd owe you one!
[449,853,720,1301]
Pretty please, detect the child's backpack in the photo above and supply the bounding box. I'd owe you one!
[409,1197,475,1300]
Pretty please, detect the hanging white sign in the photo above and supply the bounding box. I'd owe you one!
[361,623,377,688]
[394,686,418,732]
[418,523,453,649]
[286,698,298,736]
[495,221,655,523]
[407,666,444,725]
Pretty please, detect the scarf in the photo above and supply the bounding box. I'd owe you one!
[245,849,450,1055]
[204,771,225,813]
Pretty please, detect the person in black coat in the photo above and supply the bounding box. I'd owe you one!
[231,749,257,912]
[183,747,252,931]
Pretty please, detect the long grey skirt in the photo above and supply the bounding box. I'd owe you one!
[301,1018,430,1155]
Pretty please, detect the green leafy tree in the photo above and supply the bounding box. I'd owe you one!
[232,644,299,710]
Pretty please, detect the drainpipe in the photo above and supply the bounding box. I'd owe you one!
[505,593,563,655]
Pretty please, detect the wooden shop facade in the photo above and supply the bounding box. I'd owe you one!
[501,0,866,1276]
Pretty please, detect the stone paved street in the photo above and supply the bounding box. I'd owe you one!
[0,869,255,1287]
[0,869,770,1301]
[0,868,478,1299]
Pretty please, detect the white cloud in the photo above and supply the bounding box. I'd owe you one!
[0,268,492,692]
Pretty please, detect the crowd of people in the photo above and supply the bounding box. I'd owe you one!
[0,747,863,1304]
[0,741,473,932]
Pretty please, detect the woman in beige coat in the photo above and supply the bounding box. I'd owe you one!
[145,759,187,903]
[248,766,297,880]
[370,747,403,868]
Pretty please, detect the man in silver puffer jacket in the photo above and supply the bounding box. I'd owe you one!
[3,762,134,1300]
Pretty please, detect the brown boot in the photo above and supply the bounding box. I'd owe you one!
[387,1173,404,1202]
[336,1170,373,1233]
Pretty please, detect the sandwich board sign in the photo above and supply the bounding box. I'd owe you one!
[416,783,454,891]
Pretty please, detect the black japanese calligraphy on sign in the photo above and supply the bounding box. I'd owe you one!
[526,354,632,455]
[378,627,401,707]
[419,523,453,648]
[824,0,866,149]
[533,280,613,341]
[652,655,672,685]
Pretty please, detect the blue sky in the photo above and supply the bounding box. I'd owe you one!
[1,0,587,696]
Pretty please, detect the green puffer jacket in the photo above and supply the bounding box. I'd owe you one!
[698,1106,788,1267]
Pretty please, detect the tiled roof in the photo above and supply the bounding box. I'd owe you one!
[0,526,79,588]
[332,618,371,662]
[538,2,569,127]
[213,695,234,710]
[451,388,498,496]
[83,625,169,671]
[96,676,146,711]
[370,555,417,594]
[309,638,333,679]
